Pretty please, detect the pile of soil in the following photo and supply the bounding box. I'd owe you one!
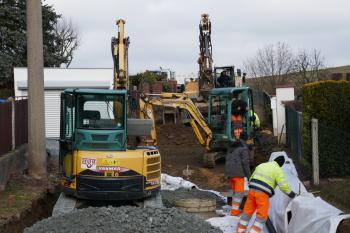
[157,123,229,191]
[24,206,222,233]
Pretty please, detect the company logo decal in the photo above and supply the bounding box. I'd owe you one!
[81,158,96,170]
[97,166,130,172]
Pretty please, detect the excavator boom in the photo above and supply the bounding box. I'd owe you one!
[112,19,130,90]
[198,13,214,93]
[140,93,213,150]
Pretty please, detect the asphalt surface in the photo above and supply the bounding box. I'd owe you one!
[24,206,222,233]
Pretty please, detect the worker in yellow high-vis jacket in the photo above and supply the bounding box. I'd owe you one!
[236,156,297,233]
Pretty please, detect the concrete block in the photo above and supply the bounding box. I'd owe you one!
[0,144,28,191]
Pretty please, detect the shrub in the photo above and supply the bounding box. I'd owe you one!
[302,80,350,177]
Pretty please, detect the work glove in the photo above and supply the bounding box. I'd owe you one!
[288,191,297,199]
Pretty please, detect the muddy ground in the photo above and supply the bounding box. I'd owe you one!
[157,123,276,192]
[1,122,349,232]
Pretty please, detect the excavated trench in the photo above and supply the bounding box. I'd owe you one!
[0,192,58,233]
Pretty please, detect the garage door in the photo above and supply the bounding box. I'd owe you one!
[23,90,62,138]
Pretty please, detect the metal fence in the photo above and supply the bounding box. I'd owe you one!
[0,101,12,155]
[285,106,303,160]
[0,98,28,156]
[15,99,28,146]
[252,90,270,106]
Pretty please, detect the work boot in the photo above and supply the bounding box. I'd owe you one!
[231,196,243,216]
[231,208,241,216]
[248,218,266,233]
[236,213,251,233]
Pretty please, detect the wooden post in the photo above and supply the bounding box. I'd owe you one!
[312,118,319,185]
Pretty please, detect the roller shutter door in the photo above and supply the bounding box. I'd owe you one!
[23,90,62,138]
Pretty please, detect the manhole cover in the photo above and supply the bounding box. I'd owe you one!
[175,198,216,213]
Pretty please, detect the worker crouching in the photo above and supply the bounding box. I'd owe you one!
[224,142,251,216]
[236,156,297,233]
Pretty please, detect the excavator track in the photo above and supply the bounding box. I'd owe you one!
[203,152,217,168]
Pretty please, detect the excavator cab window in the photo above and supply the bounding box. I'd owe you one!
[209,95,229,134]
[76,94,125,130]
[214,67,234,88]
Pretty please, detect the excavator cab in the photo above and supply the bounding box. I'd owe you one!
[208,87,255,150]
[59,88,161,201]
[214,66,235,88]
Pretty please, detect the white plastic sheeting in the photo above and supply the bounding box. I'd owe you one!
[161,173,198,190]
[161,173,226,203]
[207,216,240,233]
[268,151,350,233]
[161,152,350,233]
[160,173,267,233]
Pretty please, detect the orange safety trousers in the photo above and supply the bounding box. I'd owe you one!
[230,177,245,216]
[231,115,242,122]
[236,190,269,233]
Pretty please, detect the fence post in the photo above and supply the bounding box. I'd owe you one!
[311,118,319,185]
[10,97,15,150]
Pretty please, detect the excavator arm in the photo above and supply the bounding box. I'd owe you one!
[111,19,130,90]
[139,92,213,150]
[198,13,214,91]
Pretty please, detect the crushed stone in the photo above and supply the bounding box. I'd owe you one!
[24,206,222,233]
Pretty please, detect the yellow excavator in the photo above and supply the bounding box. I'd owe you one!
[57,20,161,205]
[186,14,244,99]
[139,88,256,168]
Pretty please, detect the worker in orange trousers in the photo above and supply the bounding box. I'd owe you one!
[224,142,251,216]
[236,156,297,233]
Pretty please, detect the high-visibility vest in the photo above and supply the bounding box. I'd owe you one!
[253,112,260,128]
[249,161,292,197]
[249,110,260,128]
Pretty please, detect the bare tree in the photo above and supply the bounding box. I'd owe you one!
[244,42,295,94]
[293,49,326,90]
[53,17,80,67]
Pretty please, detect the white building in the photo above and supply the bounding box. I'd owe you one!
[271,85,295,144]
[14,68,113,138]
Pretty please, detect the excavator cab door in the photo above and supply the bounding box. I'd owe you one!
[208,94,229,134]
[59,93,75,179]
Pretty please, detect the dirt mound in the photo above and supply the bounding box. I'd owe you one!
[24,206,222,233]
[157,123,228,191]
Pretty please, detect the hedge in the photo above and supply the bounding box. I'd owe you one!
[302,80,350,177]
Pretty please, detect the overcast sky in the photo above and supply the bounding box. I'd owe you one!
[45,0,350,78]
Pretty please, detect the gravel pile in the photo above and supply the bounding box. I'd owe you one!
[161,188,226,208]
[24,206,222,233]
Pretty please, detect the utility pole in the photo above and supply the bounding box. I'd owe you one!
[26,0,47,179]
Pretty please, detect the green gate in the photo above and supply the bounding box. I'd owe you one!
[285,107,302,160]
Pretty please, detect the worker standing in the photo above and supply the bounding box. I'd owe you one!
[236,156,297,233]
[225,142,251,216]
[231,94,248,139]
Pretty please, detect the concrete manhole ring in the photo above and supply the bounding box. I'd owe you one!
[175,198,216,213]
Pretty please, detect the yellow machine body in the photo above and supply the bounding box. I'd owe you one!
[61,148,160,200]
